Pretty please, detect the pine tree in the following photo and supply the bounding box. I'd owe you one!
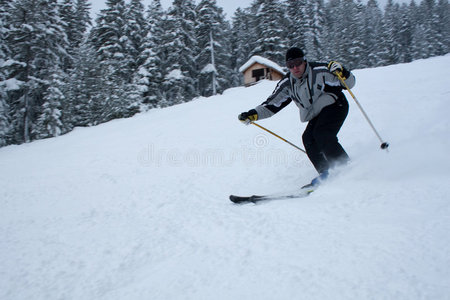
[285,0,305,50]
[364,0,383,67]
[397,3,413,63]
[418,0,437,56]
[377,0,400,66]
[91,0,133,81]
[0,96,9,146]
[323,0,341,61]
[196,0,233,96]
[74,0,91,38]
[134,0,165,109]
[161,0,198,104]
[253,0,286,64]
[59,0,91,71]
[436,0,450,54]
[429,0,447,56]
[0,0,12,145]
[89,0,140,122]
[336,0,358,66]
[60,0,91,49]
[304,0,325,61]
[7,0,69,143]
[346,0,366,68]
[68,42,103,126]
[245,0,264,57]
[125,0,147,71]
[230,8,254,86]
[34,71,66,138]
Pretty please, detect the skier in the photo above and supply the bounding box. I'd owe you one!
[238,47,355,187]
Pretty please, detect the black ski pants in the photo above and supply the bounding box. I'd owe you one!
[302,94,350,175]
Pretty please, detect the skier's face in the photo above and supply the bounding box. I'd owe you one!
[288,59,306,78]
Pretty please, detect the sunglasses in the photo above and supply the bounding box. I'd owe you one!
[286,57,305,69]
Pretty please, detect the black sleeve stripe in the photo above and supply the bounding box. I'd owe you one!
[264,77,290,105]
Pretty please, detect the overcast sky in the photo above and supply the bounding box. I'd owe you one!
[89,0,411,21]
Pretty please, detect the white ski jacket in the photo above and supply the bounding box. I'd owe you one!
[255,61,355,122]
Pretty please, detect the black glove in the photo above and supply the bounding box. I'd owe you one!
[238,109,258,125]
[327,61,350,79]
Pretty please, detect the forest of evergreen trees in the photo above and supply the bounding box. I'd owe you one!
[0,0,449,147]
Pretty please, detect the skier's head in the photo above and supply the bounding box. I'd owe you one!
[286,47,306,78]
[286,47,305,63]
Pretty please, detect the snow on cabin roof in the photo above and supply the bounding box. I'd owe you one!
[239,55,286,75]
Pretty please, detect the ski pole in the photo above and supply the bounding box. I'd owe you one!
[251,121,306,154]
[336,73,389,150]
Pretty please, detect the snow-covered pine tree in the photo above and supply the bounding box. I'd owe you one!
[408,0,421,60]
[245,0,264,57]
[364,0,383,67]
[59,0,91,71]
[90,0,132,81]
[375,17,392,66]
[0,95,9,146]
[0,0,12,146]
[7,0,69,143]
[346,0,365,68]
[252,0,286,64]
[161,0,198,104]
[89,0,139,122]
[58,0,91,129]
[196,0,233,96]
[123,0,147,111]
[380,0,401,65]
[335,0,358,66]
[68,42,103,126]
[397,3,413,63]
[304,0,325,61]
[436,0,450,54]
[74,0,91,41]
[323,0,341,61]
[230,8,254,86]
[426,0,446,56]
[125,0,147,72]
[34,71,66,138]
[134,0,165,109]
[285,0,306,50]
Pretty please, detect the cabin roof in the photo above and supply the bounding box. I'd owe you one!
[239,55,286,75]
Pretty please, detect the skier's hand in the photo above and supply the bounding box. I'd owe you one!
[327,61,350,79]
[238,109,258,125]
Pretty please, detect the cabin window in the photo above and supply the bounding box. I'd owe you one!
[252,69,265,81]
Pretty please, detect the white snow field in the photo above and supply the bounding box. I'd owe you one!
[1,55,450,300]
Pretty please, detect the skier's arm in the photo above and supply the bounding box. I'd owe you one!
[238,76,292,124]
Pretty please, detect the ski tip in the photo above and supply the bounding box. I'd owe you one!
[229,195,245,204]
[229,195,239,203]
[229,195,259,204]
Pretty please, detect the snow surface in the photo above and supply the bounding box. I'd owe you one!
[1,55,450,300]
[239,55,286,75]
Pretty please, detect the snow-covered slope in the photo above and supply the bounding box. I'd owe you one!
[1,55,450,300]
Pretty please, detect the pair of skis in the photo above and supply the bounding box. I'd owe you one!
[229,187,314,204]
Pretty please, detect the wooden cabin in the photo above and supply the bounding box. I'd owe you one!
[239,55,286,86]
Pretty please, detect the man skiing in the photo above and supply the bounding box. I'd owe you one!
[238,47,355,187]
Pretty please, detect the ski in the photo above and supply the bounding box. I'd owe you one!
[230,188,314,204]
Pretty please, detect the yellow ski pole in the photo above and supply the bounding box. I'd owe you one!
[251,121,306,154]
[336,72,389,150]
